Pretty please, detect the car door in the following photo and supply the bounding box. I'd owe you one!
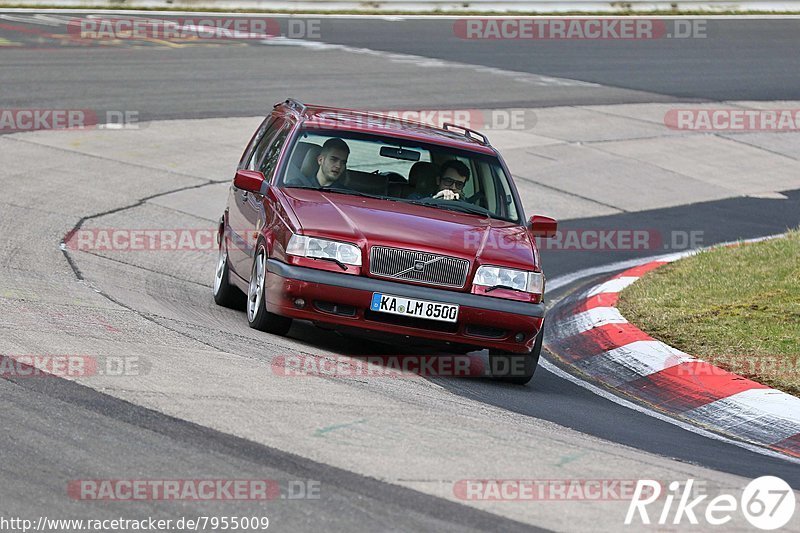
[228,116,284,276]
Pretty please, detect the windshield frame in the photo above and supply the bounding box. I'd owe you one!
[277,127,524,224]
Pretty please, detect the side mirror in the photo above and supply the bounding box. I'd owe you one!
[234,169,267,194]
[529,215,557,239]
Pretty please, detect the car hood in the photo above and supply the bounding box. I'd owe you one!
[280,188,537,270]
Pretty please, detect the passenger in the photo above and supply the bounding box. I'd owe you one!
[431,159,470,201]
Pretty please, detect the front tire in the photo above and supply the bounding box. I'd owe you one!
[489,322,544,385]
[247,243,292,335]
[213,238,243,308]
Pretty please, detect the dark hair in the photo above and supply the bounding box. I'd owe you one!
[440,159,470,181]
[321,137,350,155]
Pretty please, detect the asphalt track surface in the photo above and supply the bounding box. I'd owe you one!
[2,369,541,532]
[282,17,800,102]
[1,15,800,118]
[2,11,800,532]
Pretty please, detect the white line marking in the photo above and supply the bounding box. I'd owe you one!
[548,233,784,293]
[547,253,690,293]
[586,276,639,296]
[561,306,627,334]
[0,13,57,24]
[259,36,600,87]
[730,388,800,426]
[684,389,800,444]
[579,340,695,386]
[539,358,800,464]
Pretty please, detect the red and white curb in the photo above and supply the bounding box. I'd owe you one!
[548,250,800,459]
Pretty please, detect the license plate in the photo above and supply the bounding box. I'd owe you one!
[370,293,459,323]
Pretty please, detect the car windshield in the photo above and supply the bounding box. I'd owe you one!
[279,129,521,222]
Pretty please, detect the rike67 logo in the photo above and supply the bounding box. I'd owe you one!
[626,477,795,530]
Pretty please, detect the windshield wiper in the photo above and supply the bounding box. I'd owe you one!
[403,198,490,217]
[285,185,389,201]
[311,256,348,271]
[290,186,489,215]
[324,188,389,200]
[485,284,526,293]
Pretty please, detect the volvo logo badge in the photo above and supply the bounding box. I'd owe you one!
[413,260,426,272]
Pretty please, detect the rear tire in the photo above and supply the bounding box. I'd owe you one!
[247,243,292,335]
[489,322,544,385]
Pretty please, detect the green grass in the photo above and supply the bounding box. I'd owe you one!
[617,230,800,396]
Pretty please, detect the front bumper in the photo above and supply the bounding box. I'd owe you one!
[265,259,545,353]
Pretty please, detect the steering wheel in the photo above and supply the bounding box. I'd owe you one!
[465,192,488,208]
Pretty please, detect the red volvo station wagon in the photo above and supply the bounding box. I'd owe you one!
[214,99,557,384]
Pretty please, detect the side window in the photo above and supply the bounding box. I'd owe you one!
[240,117,272,170]
[481,162,499,213]
[462,157,477,198]
[246,118,284,171]
[259,125,291,181]
[489,164,518,220]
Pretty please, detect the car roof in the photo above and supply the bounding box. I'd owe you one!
[274,100,498,156]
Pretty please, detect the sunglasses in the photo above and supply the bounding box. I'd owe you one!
[440,177,466,190]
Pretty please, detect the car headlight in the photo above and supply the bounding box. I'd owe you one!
[286,235,362,266]
[474,266,544,294]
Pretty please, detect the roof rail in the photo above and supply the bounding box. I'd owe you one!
[275,98,307,116]
[442,122,490,146]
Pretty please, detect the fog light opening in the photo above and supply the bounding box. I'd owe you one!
[515,333,525,343]
[294,298,306,309]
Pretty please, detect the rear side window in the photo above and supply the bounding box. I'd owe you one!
[245,117,284,171]
[259,125,291,181]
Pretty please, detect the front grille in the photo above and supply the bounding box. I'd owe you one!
[369,246,469,288]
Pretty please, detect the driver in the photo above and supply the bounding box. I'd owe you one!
[431,159,470,201]
[288,137,350,188]
[314,137,349,187]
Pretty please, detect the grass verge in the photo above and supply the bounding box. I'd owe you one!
[617,230,800,397]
